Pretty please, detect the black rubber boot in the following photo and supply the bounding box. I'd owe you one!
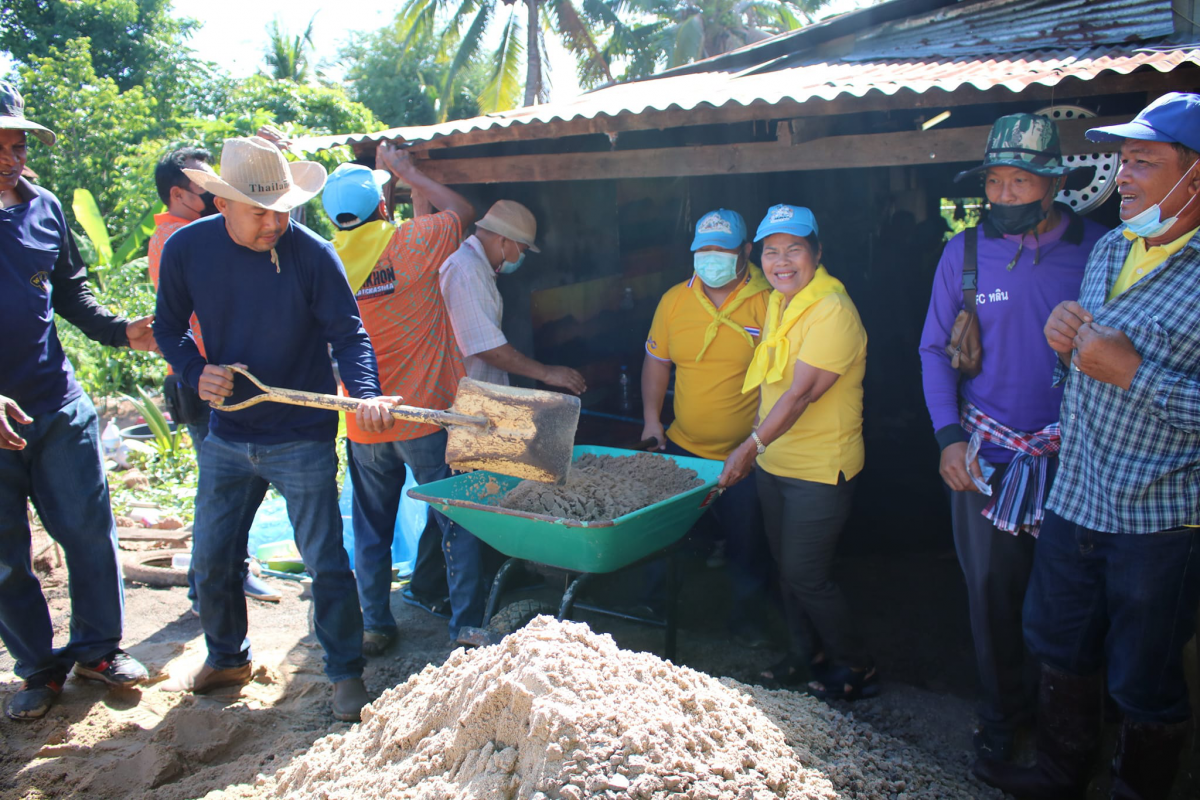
[972,664,1102,800]
[1109,719,1189,800]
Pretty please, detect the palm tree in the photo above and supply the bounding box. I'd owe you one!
[263,14,317,83]
[396,0,614,116]
[591,0,833,79]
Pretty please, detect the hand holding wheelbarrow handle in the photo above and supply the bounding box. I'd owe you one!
[209,365,489,430]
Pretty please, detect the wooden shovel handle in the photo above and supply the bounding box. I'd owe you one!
[214,368,488,429]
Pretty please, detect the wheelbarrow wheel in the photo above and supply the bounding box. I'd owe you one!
[486,599,556,639]
[122,548,190,587]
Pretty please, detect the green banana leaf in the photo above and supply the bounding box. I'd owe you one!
[72,189,113,266]
[113,203,165,266]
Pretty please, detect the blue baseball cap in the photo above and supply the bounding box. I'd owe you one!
[690,209,747,251]
[753,204,819,242]
[1086,92,1200,153]
[322,163,392,228]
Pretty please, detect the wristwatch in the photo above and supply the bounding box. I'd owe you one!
[750,430,767,455]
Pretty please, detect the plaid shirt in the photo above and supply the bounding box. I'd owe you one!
[1049,226,1200,534]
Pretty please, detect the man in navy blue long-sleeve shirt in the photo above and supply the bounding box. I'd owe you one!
[0,83,153,721]
[153,136,400,722]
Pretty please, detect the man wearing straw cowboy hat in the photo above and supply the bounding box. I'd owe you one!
[0,81,153,720]
[154,135,401,722]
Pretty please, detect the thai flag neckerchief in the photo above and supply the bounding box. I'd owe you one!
[961,401,1061,537]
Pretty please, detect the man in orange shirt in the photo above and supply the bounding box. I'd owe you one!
[149,146,217,450]
[323,145,482,650]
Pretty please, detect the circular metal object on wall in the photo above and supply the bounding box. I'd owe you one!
[1037,105,1119,215]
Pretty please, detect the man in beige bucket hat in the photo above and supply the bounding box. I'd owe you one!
[436,199,586,645]
[153,135,402,721]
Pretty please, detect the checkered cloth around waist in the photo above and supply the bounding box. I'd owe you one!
[961,401,1061,536]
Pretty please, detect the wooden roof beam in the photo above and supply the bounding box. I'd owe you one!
[417,115,1125,184]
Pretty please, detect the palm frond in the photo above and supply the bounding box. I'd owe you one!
[395,0,446,52]
[478,9,525,114]
[542,0,614,85]
[671,13,705,66]
[440,3,493,120]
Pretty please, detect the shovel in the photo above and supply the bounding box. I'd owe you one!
[212,365,580,484]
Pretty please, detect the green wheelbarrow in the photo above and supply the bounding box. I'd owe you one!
[407,445,724,659]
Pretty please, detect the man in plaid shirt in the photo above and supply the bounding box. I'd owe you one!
[975,93,1200,800]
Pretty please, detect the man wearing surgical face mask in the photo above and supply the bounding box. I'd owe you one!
[439,200,586,394]
[641,208,773,645]
[976,93,1200,800]
[149,146,222,452]
[920,114,1107,766]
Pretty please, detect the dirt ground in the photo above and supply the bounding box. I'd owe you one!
[2,525,1198,799]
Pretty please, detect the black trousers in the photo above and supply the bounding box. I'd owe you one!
[950,485,1036,730]
[757,467,866,667]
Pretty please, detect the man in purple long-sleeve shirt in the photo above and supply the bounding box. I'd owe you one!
[919,114,1106,763]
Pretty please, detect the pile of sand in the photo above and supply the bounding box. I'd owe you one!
[266,618,991,800]
[498,453,702,521]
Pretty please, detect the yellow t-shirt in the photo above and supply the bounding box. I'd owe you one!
[646,269,770,460]
[756,292,867,485]
[1109,226,1200,300]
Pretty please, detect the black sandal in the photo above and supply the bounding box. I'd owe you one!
[807,664,881,701]
[759,654,807,688]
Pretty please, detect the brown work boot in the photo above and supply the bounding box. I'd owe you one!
[331,678,371,722]
[972,664,1102,800]
[161,661,253,693]
[1110,719,1189,800]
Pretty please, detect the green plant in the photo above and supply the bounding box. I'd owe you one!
[123,385,184,461]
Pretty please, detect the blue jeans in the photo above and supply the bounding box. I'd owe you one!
[193,433,363,682]
[0,395,124,679]
[1024,510,1200,724]
[348,429,485,638]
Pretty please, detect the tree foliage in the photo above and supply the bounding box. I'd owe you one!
[394,0,613,115]
[263,14,317,83]
[0,0,195,91]
[592,0,831,78]
[338,25,486,127]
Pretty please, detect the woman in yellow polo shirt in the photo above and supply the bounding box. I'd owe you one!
[719,204,876,700]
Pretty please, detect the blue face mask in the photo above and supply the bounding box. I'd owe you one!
[496,240,526,274]
[693,251,740,288]
[1124,166,1198,239]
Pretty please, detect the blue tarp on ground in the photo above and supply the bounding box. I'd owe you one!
[246,467,424,577]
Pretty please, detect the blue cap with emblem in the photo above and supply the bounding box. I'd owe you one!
[753,204,818,242]
[1085,92,1200,153]
[690,208,747,251]
[322,162,393,229]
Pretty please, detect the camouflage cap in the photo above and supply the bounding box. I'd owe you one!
[954,113,1075,183]
[0,82,56,146]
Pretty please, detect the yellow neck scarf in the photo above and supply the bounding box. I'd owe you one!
[692,263,772,362]
[742,265,846,392]
[332,221,396,293]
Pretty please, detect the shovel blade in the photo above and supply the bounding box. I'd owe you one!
[444,379,580,484]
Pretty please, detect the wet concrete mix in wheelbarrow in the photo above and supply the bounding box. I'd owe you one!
[497,452,703,521]
[265,617,996,800]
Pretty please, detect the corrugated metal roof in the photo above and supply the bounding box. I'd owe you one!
[294,47,1199,152]
[845,0,1174,60]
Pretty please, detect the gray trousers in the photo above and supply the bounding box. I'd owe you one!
[950,486,1037,730]
[757,467,866,667]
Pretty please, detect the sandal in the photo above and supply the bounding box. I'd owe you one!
[760,653,830,689]
[806,664,881,702]
[362,629,397,657]
[400,586,451,620]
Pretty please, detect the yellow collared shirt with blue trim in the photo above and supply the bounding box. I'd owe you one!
[646,266,769,460]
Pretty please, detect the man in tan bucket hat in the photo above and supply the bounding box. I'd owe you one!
[436,199,586,644]
[153,135,402,721]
